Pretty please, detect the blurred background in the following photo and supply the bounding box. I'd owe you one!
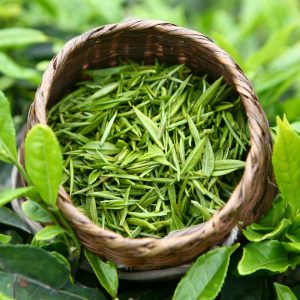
[0,0,300,179]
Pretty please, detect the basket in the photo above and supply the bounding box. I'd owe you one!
[20,20,276,271]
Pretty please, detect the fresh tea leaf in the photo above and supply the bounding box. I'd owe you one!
[0,234,11,244]
[0,244,69,288]
[0,91,17,164]
[173,244,239,300]
[133,106,163,149]
[0,245,106,300]
[25,124,63,208]
[274,283,297,300]
[181,136,207,175]
[22,200,52,223]
[0,186,36,207]
[0,52,39,82]
[273,117,300,215]
[0,207,32,234]
[0,28,47,48]
[84,250,118,298]
[35,225,65,241]
[238,240,292,275]
[243,219,291,242]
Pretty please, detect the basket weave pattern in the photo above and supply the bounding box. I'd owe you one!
[23,20,276,270]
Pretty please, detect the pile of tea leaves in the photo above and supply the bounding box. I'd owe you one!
[47,61,249,238]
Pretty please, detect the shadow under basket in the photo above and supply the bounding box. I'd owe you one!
[18,20,276,272]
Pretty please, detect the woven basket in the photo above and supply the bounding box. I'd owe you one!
[20,20,276,271]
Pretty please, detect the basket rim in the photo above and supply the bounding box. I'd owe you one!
[23,19,276,269]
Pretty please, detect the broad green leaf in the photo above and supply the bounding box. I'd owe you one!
[0,292,14,300]
[22,200,52,222]
[282,242,300,253]
[0,244,69,289]
[0,186,36,207]
[84,250,118,298]
[173,244,239,300]
[35,225,65,241]
[259,196,286,227]
[25,124,63,208]
[0,91,17,163]
[0,234,11,244]
[246,23,297,68]
[0,52,39,82]
[0,28,47,48]
[133,106,163,149]
[238,240,291,275]
[273,117,300,215]
[274,283,297,300]
[0,269,106,300]
[280,98,300,122]
[243,219,291,242]
[0,207,32,233]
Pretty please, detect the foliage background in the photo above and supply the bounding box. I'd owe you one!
[0,0,300,298]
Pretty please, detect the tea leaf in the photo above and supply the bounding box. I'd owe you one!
[22,200,52,223]
[238,240,292,275]
[84,250,118,298]
[0,234,11,244]
[25,124,63,208]
[273,116,300,215]
[0,51,39,82]
[0,207,32,234]
[35,225,65,241]
[173,244,239,300]
[243,219,291,242]
[0,91,17,164]
[181,136,207,175]
[0,28,47,48]
[133,106,163,149]
[202,138,214,177]
[274,283,297,300]
[0,186,36,207]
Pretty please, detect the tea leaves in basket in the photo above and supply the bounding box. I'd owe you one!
[47,61,249,238]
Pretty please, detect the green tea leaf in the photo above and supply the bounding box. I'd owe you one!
[0,244,69,288]
[133,106,163,149]
[35,225,65,241]
[173,244,239,300]
[0,52,39,82]
[243,219,291,242]
[99,111,117,145]
[202,138,214,177]
[0,187,36,207]
[0,91,17,164]
[282,242,300,253]
[84,250,118,298]
[0,245,106,300]
[181,136,207,175]
[0,207,32,233]
[274,283,297,300]
[238,240,292,275]
[273,117,300,215]
[259,196,286,227]
[25,124,63,208]
[0,234,11,244]
[0,28,47,48]
[22,200,52,222]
